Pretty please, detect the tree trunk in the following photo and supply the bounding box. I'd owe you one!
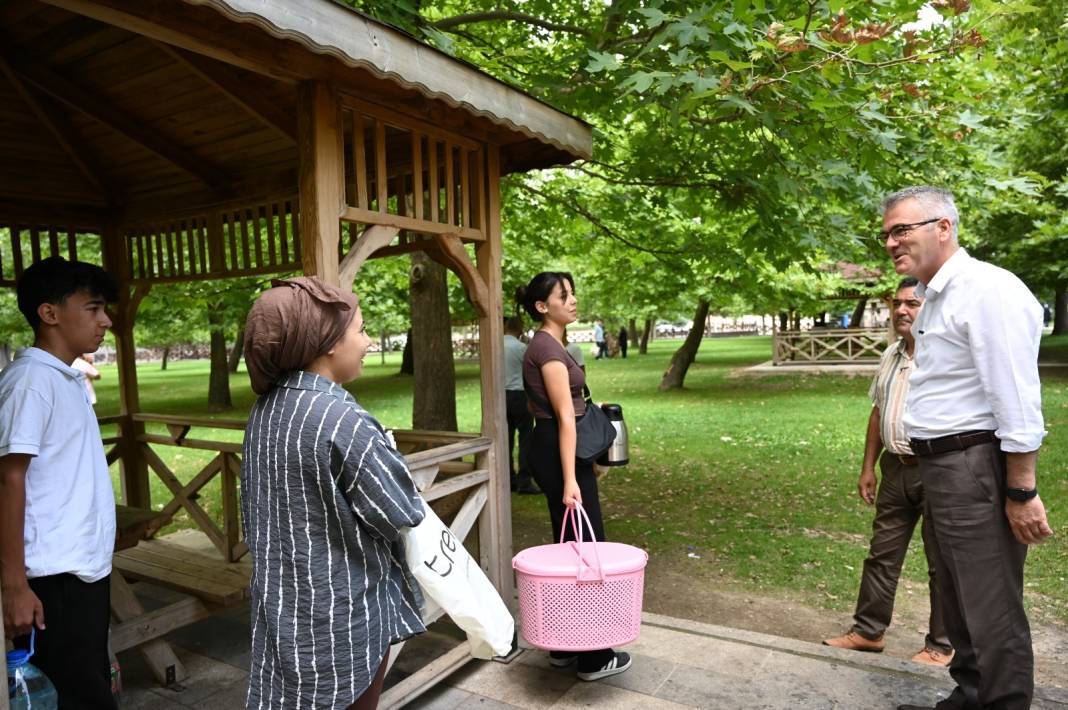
[848,298,867,328]
[791,310,801,331]
[628,318,638,349]
[399,327,414,375]
[639,318,652,354]
[1053,287,1067,336]
[380,329,388,365]
[0,343,10,369]
[207,306,232,410]
[659,298,710,391]
[161,345,170,370]
[228,326,245,373]
[779,311,788,331]
[409,252,456,430]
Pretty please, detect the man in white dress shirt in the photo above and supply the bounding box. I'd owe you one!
[883,187,1051,710]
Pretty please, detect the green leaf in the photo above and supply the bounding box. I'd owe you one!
[586,51,620,73]
[721,94,758,114]
[956,109,986,130]
[635,7,668,28]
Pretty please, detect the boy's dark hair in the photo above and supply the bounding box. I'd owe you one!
[897,276,919,291]
[16,256,119,331]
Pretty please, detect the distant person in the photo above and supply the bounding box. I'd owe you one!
[504,315,538,494]
[0,256,119,708]
[517,272,632,682]
[564,336,586,372]
[1043,302,1052,328]
[824,278,952,667]
[242,277,426,709]
[593,318,607,360]
[71,352,102,406]
[882,187,1050,710]
[618,326,628,359]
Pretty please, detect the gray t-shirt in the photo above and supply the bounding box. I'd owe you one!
[503,334,526,391]
[522,330,586,419]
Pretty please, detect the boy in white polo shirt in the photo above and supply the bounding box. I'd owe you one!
[1,256,119,709]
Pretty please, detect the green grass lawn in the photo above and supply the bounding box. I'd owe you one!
[93,335,1068,623]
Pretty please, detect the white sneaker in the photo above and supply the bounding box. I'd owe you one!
[577,652,632,681]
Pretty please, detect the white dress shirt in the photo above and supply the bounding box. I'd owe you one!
[905,249,1046,452]
[0,347,115,582]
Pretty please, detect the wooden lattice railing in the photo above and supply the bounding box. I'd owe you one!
[102,414,493,565]
[0,225,102,286]
[773,328,889,364]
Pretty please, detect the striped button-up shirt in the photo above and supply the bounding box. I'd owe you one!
[241,371,425,709]
[868,339,914,456]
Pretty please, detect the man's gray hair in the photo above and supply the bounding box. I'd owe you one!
[881,186,959,240]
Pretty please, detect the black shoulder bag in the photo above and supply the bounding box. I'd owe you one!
[524,380,616,464]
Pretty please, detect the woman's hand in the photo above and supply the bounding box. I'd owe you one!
[562,479,582,509]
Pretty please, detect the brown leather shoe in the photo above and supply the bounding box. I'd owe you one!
[911,646,954,666]
[822,630,885,652]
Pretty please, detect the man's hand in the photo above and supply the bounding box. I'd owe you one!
[2,580,44,639]
[1006,496,1054,545]
[858,469,877,505]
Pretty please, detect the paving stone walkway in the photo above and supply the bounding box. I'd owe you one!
[116,585,1068,709]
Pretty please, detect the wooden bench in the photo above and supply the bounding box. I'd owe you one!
[111,534,251,687]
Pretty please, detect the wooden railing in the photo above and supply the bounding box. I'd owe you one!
[102,414,493,565]
[773,328,889,365]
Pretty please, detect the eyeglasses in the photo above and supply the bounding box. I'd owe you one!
[878,217,943,243]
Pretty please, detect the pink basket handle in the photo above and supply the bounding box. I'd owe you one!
[560,504,605,583]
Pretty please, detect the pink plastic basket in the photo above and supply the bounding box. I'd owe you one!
[512,505,648,651]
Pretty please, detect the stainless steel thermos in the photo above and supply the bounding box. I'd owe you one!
[596,404,628,466]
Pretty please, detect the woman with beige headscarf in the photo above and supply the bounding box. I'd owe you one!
[240,276,425,710]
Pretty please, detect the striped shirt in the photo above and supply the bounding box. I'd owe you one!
[241,371,426,709]
[868,340,914,456]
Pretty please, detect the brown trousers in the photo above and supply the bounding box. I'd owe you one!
[920,441,1032,709]
[851,451,950,651]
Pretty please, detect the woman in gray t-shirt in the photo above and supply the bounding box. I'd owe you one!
[517,271,633,682]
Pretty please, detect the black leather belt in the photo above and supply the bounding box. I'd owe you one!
[909,430,997,457]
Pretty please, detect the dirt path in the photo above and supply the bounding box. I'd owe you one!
[640,556,1068,691]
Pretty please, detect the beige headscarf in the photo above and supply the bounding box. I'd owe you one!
[243,276,358,395]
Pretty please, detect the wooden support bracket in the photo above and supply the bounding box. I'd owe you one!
[427,233,489,318]
[165,424,191,444]
[338,224,400,291]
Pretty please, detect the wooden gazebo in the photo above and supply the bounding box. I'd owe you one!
[0,1,591,706]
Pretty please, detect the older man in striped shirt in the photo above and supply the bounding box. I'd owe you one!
[824,277,953,666]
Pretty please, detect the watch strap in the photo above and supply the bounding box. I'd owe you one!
[1005,487,1038,502]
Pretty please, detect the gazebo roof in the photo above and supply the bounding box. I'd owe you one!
[0,0,592,226]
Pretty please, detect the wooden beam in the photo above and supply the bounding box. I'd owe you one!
[2,47,227,187]
[475,146,513,603]
[297,81,343,285]
[153,42,297,143]
[338,224,399,291]
[110,596,210,653]
[427,233,490,318]
[340,206,484,241]
[0,57,112,201]
[110,572,188,686]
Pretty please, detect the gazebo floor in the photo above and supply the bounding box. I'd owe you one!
[112,588,1068,709]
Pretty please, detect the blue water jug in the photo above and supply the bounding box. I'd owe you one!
[7,628,58,710]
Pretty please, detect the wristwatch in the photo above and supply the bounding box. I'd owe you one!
[1005,487,1038,502]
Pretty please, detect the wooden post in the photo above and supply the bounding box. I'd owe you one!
[474,146,513,605]
[297,81,343,285]
[101,223,150,507]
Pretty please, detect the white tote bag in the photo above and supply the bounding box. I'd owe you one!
[402,498,514,659]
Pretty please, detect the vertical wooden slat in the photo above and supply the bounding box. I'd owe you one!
[153,229,165,277]
[184,221,198,275]
[175,223,187,276]
[445,142,455,225]
[429,140,439,223]
[67,229,77,261]
[412,133,424,221]
[10,228,23,278]
[136,233,147,279]
[475,149,487,232]
[30,228,41,264]
[264,205,277,265]
[395,174,407,218]
[162,225,175,276]
[208,211,225,274]
[278,202,289,263]
[461,148,470,228]
[353,113,368,210]
[289,200,302,261]
[125,233,135,280]
[375,119,388,212]
[226,214,239,270]
[222,453,241,563]
[48,228,60,257]
[240,211,253,269]
[198,218,209,273]
[346,221,358,251]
